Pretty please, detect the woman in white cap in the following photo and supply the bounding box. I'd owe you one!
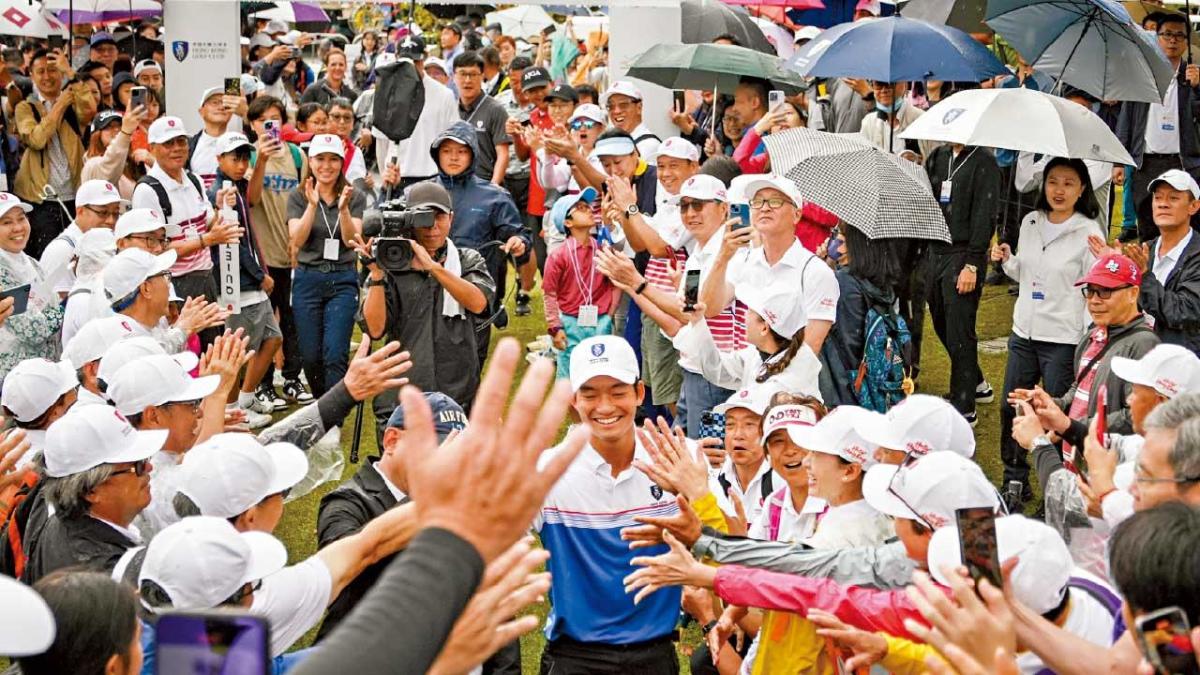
[82,106,149,200]
[0,193,64,384]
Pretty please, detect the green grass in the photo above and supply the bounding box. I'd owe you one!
[272,273,1021,672]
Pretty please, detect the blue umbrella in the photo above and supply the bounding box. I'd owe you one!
[785,16,1008,82]
[986,0,1173,103]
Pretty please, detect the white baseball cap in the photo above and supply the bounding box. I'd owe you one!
[107,354,219,416]
[264,19,289,35]
[856,394,976,459]
[133,58,161,77]
[795,26,822,43]
[198,85,224,108]
[240,73,264,97]
[761,403,819,441]
[425,56,448,74]
[1110,344,1200,399]
[569,103,606,125]
[102,247,177,302]
[139,516,287,612]
[656,137,700,163]
[738,173,803,208]
[147,116,188,144]
[216,132,253,156]
[63,316,138,369]
[43,404,167,477]
[789,405,881,468]
[569,335,640,392]
[713,382,784,416]
[75,227,117,279]
[862,451,1000,530]
[1150,169,1200,200]
[0,575,55,656]
[0,358,78,423]
[177,434,308,519]
[99,334,198,384]
[375,52,397,68]
[736,283,808,340]
[308,133,345,158]
[114,207,166,239]
[670,174,729,204]
[75,179,124,208]
[0,192,32,219]
[927,515,1072,615]
[601,80,643,107]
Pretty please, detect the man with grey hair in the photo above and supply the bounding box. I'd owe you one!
[1130,391,1200,511]
[23,404,167,583]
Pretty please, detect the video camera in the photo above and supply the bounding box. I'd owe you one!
[372,198,438,272]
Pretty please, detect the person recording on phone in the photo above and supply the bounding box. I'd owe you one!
[356,180,495,437]
[187,86,247,191]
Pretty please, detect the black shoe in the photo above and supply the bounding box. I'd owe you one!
[256,383,287,411]
[282,378,314,403]
[975,380,995,404]
[493,307,509,330]
[1117,228,1139,244]
[514,291,531,317]
[963,410,978,427]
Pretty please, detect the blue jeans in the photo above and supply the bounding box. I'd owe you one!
[999,333,1076,491]
[679,369,735,439]
[291,266,358,397]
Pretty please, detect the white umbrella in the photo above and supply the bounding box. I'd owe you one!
[485,5,556,40]
[751,16,796,59]
[0,0,65,38]
[899,87,1134,165]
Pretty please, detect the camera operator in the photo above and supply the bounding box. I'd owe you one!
[353,181,495,441]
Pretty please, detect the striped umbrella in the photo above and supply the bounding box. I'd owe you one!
[762,127,951,242]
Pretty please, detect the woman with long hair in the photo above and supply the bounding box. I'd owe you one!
[16,570,142,675]
[286,134,365,396]
[82,105,147,199]
[991,156,1104,501]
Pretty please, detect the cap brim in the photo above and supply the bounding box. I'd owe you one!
[570,369,638,393]
[168,373,220,404]
[150,250,178,275]
[109,428,168,464]
[152,130,188,144]
[1149,177,1199,198]
[0,202,33,216]
[1109,356,1153,388]
[264,442,309,494]
[238,531,288,586]
[220,142,254,155]
[925,525,962,586]
[862,464,919,520]
[742,177,800,206]
[856,421,906,452]
[0,576,55,656]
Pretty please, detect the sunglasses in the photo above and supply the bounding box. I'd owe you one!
[223,579,263,606]
[110,458,151,478]
[570,119,601,130]
[678,198,714,213]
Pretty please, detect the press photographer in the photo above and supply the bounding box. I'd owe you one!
[354,181,495,440]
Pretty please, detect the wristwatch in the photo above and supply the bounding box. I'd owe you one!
[365,277,386,288]
[625,204,639,218]
[1032,435,1054,449]
[964,264,978,274]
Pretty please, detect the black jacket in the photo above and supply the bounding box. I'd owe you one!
[23,513,137,584]
[314,459,406,641]
[925,145,1000,260]
[1141,231,1200,355]
[207,169,267,292]
[1116,61,1200,169]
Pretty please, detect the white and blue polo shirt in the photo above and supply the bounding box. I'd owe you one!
[534,435,682,644]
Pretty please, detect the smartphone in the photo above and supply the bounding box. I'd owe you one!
[826,227,843,262]
[47,35,65,52]
[129,86,147,111]
[154,611,270,675]
[1136,607,1200,675]
[225,77,242,97]
[263,119,281,142]
[672,90,686,112]
[955,507,1002,590]
[730,203,751,230]
[0,283,30,315]
[699,410,726,444]
[684,269,701,310]
[768,89,785,109]
[542,24,557,37]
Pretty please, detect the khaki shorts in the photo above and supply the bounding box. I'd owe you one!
[641,317,682,406]
[225,298,282,350]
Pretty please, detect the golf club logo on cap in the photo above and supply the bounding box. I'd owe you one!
[1105,259,1120,273]
[591,343,605,358]
[167,119,176,128]
[907,439,933,456]
[941,108,965,125]
[924,511,949,528]
[105,183,114,192]
[1158,377,1180,396]
[765,309,779,324]
[844,444,867,464]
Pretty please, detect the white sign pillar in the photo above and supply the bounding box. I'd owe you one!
[608,0,683,142]
[163,0,241,133]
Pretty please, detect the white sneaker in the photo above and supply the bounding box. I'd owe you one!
[239,405,273,430]
[242,393,276,416]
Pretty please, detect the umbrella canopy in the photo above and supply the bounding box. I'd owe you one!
[763,127,951,242]
[900,0,989,33]
[786,16,1008,82]
[485,5,556,39]
[45,0,160,23]
[899,87,1134,164]
[682,0,775,54]
[627,42,807,94]
[751,15,799,58]
[726,0,825,7]
[986,0,1174,103]
[0,1,65,37]
[251,2,329,24]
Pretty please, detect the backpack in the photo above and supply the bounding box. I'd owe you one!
[185,130,204,170]
[136,171,204,219]
[1,470,41,579]
[853,302,914,413]
[372,59,425,143]
[716,470,773,513]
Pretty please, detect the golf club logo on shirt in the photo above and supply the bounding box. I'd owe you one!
[650,485,663,500]
[941,108,965,125]
[591,343,606,358]
[172,41,189,63]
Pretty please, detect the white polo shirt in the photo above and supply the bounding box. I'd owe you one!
[131,164,214,276]
[252,556,334,656]
[728,238,840,323]
[1145,78,1181,156]
[748,487,826,543]
[39,223,83,292]
[709,457,780,527]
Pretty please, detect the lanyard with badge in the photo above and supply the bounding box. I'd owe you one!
[569,237,599,327]
[940,147,977,205]
[319,201,339,261]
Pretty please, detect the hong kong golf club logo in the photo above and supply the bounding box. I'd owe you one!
[650,485,663,500]
[172,41,189,63]
[941,108,965,125]
[591,343,605,358]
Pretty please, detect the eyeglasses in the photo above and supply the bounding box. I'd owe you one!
[165,398,203,412]
[569,119,601,130]
[749,197,788,211]
[1134,464,1200,484]
[329,113,354,122]
[1080,285,1132,299]
[127,233,169,247]
[454,70,483,80]
[887,452,934,530]
[83,205,121,220]
[223,579,263,606]
[1159,31,1189,41]
[678,198,714,213]
[109,458,151,478]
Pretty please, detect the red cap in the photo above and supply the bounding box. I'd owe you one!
[1076,253,1141,289]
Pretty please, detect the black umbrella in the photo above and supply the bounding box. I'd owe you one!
[681,0,774,55]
